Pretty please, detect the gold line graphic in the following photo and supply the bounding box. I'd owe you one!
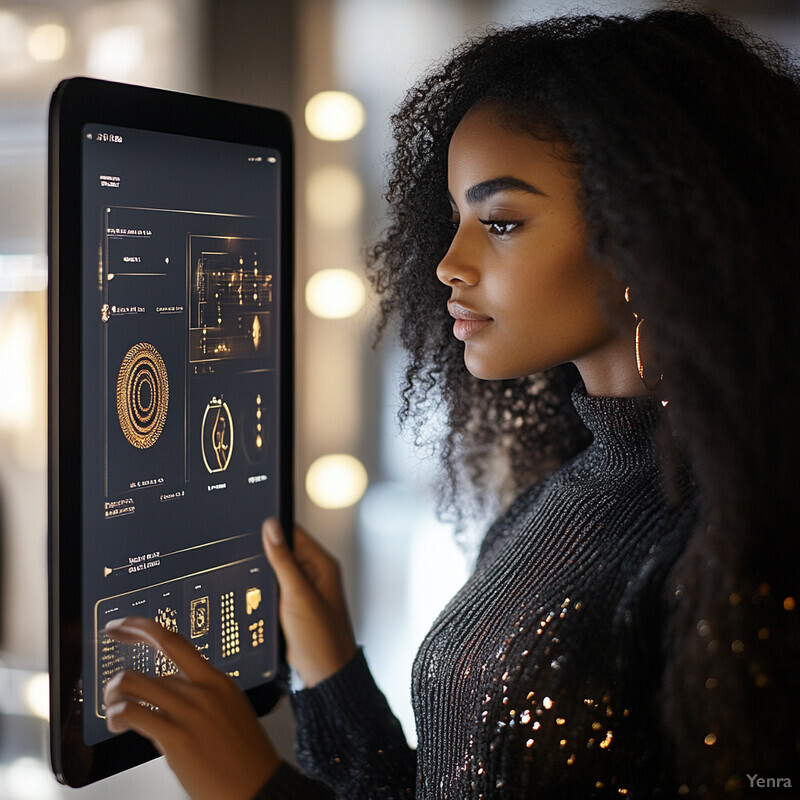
[102,532,255,576]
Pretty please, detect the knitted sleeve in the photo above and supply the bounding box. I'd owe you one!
[252,649,416,799]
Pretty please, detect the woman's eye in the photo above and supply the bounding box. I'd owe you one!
[479,219,521,236]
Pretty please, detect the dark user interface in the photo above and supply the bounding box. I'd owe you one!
[81,124,281,745]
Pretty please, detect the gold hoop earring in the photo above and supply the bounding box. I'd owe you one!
[624,287,664,391]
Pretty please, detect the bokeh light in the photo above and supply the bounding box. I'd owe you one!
[22,672,49,721]
[27,23,68,62]
[305,91,365,141]
[305,268,366,319]
[306,454,368,509]
[306,165,363,229]
[87,24,144,79]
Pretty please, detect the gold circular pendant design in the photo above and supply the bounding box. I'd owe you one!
[116,342,169,448]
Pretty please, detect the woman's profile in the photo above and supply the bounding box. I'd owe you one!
[101,8,799,798]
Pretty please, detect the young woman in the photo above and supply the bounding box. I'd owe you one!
[102,8,800,798]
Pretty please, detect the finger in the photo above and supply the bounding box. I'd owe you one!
[263,520,339,588]
[104,670,196,718]
[105,699,171,750]
[291,525,346,601]
[291,524,337,566]
[262,519,318,597]
[102,617,216,684]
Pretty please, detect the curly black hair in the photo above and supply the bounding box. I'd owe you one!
[367,6,800,789]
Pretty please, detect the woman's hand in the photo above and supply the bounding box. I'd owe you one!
[262,519,357,688]
[102,521,355,797]
[103,616,280,800]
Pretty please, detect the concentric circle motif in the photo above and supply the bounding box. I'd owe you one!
[116,342,169,449]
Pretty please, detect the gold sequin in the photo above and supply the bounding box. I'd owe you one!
[704,732,717,746]
[599,731,613,749]
[784,596,796,611]
[542,696,553,710]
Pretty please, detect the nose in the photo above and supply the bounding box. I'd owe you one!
[436,230,480,287]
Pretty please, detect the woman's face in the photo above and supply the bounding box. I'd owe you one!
[437,105,631,388]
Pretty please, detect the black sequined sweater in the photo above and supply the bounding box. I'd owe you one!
[257,385,699,799]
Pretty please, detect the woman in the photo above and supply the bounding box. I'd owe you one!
[102,8,800,798]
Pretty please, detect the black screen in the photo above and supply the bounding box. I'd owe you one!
[80,124,282,745]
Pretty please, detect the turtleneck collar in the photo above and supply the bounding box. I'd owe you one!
[570,381,664,459]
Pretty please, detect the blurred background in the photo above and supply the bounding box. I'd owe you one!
[0,0,797,796]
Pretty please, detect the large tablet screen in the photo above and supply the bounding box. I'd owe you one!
[83,123,283,744]
[49,78,293,786]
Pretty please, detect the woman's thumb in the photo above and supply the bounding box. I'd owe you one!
[261,518,306,594]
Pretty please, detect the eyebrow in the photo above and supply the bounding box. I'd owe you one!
[448,176,547,206]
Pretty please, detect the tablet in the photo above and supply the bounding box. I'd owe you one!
[48,77,293,787]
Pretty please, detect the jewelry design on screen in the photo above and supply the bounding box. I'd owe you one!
[250,619,265,648]
[241,393,269,465]
[190,596,211,638]
[116,342,169,449]
[154,606,179,676]
[201,397,234,472]
[246,587,261,615]
[220,590,240,658]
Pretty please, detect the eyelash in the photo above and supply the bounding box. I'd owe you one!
[479,219,522,237]
[446,218,523,237]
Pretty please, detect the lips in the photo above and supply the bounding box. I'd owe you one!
[448,301,492,341]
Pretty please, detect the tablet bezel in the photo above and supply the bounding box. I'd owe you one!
[48,77,294,787]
